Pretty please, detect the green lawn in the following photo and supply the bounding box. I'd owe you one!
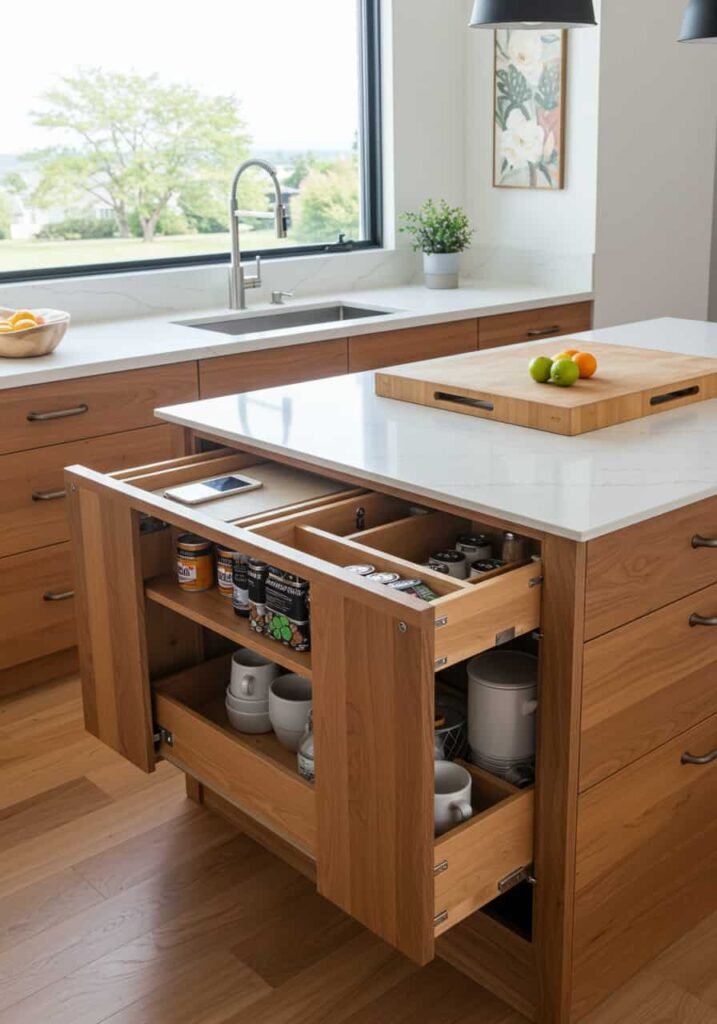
[0,230,296,273]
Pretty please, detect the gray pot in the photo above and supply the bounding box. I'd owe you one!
[423,252,460,289]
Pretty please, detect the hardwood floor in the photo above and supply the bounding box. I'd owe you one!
[1,676,716,1024]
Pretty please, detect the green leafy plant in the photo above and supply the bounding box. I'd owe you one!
[400,199,474,255]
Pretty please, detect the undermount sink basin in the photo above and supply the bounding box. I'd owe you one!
[178,304,398,337]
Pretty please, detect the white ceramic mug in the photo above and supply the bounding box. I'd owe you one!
[230,648,280,701]
[434,761,473,837]
[269,673,312,751]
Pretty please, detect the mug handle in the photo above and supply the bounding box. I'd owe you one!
[522,699,539,717]
[450,799,473,825]
[240,674,255,696]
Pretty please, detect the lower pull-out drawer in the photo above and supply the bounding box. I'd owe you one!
[0,542,76,668]
[478,301,593,350]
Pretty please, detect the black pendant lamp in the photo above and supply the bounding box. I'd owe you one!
[679,0,717,40]
[469,0,596,29]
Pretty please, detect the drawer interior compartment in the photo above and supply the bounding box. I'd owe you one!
[434,764,534,937]
[153,655,316,858]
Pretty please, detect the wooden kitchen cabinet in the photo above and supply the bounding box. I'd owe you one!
[348,319,478,372]
[478,302,593,350]
[198,338,348,398]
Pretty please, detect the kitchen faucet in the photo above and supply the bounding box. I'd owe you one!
[229,159,288,310]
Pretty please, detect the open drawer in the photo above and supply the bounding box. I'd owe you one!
[66,446,541,967]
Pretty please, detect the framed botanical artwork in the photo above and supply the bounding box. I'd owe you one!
[493,28,567,190]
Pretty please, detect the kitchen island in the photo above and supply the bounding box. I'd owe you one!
[66,317,717,1023]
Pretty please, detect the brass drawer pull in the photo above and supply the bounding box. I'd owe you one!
[27,403,89,423]
[43,589,75,602]
[692,535,717,549]
[32,489,67,502]
[681,749,717,766]
[526,325,561,338]
[689,613,717,627]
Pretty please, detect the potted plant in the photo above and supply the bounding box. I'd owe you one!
[400,199,474,289]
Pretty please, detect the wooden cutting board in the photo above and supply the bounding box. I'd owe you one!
[374,341,717,436]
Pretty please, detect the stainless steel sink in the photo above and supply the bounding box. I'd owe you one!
[178,304,397,337]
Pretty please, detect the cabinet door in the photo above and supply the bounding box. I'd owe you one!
[199,339,348,398]
[478,302,593,350]
[348,320,478,373]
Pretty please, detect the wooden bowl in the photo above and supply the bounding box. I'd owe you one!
[0,308,70,358]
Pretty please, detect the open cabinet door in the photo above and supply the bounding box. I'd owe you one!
[311,581,437,965]
[67,477,155,772]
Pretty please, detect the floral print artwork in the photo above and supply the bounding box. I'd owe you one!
[494,29,566,189]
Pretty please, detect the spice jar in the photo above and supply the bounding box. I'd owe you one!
[176,534,214,592]
[215,546,236,599]
[501,531,528,563]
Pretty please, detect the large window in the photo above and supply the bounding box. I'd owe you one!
[0,0,381,280]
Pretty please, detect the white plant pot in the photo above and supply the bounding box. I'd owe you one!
[423,252,460,290]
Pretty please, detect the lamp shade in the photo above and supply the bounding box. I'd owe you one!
[469,0,596,28]
[679,0,717,40]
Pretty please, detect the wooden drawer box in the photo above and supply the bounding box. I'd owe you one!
[580,581,717,790]
[478,302,593,350]
[0,424,181,558]
[572,712,717,1020]
[0,363,197,456]
[0,542,76,669]
[348,320,478,373]
[585,495,717,638]
[198,339,348,399]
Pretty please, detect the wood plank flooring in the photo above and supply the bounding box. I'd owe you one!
[1,675,716,1024]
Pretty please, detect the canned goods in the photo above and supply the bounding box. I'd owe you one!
[215,546,236,598]
[365,571,402,585]
[455,534,493,560]
[423,561,450,575]
[232,553,250,617]
[388,577,439,602]
[429,550,469,580]
[265,570,311,651]
[248,559,270,633]
[344,564,376,576]
[470,558,506,579]
[176,534,214,592]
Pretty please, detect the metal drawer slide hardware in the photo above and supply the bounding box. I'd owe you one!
[153,726,174,747]
[498,864,536,895]
[434,656,448,669]
[434,860,449,877]
[435,616,448,629]
[434,910,449,927]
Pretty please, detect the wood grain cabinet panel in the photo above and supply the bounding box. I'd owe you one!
[585,495,717,638]
[348,320,478,373]
[478,302,592,350]
[572,712,717,1020]
[0,363,198,455]
[0,424,182,558]
[0,542,77,669]
[198,339,348,398]
[580,582,717,790]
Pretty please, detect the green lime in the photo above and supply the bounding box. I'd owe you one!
[529,355,553,383]
[550,357,580,387]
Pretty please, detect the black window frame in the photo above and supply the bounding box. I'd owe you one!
[0,0,383,284]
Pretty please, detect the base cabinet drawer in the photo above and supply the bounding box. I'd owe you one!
[0,363,197,455]
[0,542,76,669]
[0,424,182,558]
[348,320,478,373]
[572,712,717,1020]
[198,339,348,399]
[478,301,593,350]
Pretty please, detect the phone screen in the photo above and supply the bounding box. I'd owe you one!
[206,476,254,493]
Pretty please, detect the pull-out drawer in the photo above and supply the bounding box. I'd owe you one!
[478,301,593,350]
[0,542,76,669]
[0,362,197,455]
[0,424,182,558]
[585,494,717,638]
[581,581,717,789]
[198,339,348,399]
[348,320,478,373]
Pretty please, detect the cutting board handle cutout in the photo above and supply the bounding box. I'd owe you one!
[649,385,700,407]
[434,391,495,413]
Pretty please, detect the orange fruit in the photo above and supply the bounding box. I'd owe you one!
[9,310,37,326]
[572,351,598,379]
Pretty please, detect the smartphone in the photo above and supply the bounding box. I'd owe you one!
[165,474,263,505]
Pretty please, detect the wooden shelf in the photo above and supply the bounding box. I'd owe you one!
[145,575,313,679]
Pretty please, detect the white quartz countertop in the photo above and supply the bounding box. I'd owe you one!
[0,280,592,391]
[156,318,717,542]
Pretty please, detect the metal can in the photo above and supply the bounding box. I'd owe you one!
[176,534,214,592]
[344,564,376,576]
[388,577,439,602]
[365,571,402,585]
[232,553,250,617]
[248,559,270,633]
[423,561,450,575]
[455,533,493,560]
[429,550,469,580]
[470,558,506,579]
[215,546,236,598]
[265,569,311,651]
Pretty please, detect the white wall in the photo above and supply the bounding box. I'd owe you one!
[593,0,717,327]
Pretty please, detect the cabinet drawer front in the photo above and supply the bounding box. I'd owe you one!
[572,712,717,1020]
[478,302,593,350]
[348,320,478,373]
[0,542,76,669]
[585,495,717,638]
[198,339,348,399]
[581,582,717,789]
[0,425,181,558]
[0,363,197,455]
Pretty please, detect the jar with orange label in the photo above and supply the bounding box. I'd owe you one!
[176,534,214,592]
